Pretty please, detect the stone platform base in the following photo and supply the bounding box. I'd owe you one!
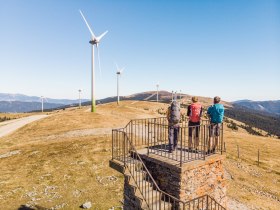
[140,153,227,208]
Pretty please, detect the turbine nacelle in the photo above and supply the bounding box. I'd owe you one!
[89,31,108,45]
[89,39,98,45]
[115,63,124,75]
[80,10,108,46]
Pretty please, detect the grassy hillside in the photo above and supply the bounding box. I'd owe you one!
[0,100,279,209]
[225,106,280,137]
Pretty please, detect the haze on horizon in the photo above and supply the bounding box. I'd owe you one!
[0,0,279,102]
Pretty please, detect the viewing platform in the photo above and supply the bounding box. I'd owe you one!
[110,117,227,209]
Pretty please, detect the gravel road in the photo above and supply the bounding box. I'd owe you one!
[0,115,48,138]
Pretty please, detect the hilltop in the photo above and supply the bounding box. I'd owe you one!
[0,100,279,209]
[3,91,280,139]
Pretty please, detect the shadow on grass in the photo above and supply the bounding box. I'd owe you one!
[18,205,49,210]
[18,206,35,210]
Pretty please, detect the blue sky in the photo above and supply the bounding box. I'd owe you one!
[0,0,279,102]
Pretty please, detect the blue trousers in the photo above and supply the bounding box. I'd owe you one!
[168,124,180,151]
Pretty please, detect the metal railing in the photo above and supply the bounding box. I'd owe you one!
[185,194,226,210]
[147,119,224,166]
[122,117,166,147]
[112,128,226,210]
[114,130,184,209]
[114,117,224,167]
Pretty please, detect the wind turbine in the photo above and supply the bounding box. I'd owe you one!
[180,90,182,100]
[40,96,47,113]
[116,63,124,105]
[78,89,82,109]
[79,10,108,113]
[156,83,159,103]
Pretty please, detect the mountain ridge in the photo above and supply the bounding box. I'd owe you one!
[0,93,88,105]
[233,100,280,116]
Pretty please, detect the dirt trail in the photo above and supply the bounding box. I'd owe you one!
[0,115,49,138]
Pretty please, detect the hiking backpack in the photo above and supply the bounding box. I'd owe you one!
[189,103,202,123]
[169,101,180,124]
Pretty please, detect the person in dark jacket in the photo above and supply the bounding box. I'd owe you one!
[207,96,224,153]
[167,100,180,153]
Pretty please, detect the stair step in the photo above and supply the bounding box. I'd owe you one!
[123,158,174,210]
[109,159,125,174]
[126,180,152,193]
[126,161,143,171]
[124,169,149,185]
[137,188,169,204]
[126,182,173,210]
[142,199,173,210]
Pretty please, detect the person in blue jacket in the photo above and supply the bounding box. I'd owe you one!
[207,96,224,153]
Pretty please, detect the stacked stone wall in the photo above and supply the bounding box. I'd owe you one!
[180,155,227,207]
[141,154,227,208]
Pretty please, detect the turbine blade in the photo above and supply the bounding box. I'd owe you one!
[96,45,102,76]
[79,10,96,38]
[120,68,125,73]
[115,63,119,71]
[97,30,108,41]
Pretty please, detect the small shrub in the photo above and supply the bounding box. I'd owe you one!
[227,120,238,131]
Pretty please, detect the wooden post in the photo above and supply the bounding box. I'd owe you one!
[258,149,260,166]
[224,142,226,152]
[237,145,240,158]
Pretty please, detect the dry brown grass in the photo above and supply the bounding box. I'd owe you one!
[224,126,280,209]
[0,100,279,209]
[0,101,165,209]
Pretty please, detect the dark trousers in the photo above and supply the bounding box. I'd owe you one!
[168,124,180,151]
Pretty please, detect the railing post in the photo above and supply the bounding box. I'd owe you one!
[159,192,162,209]
[112,130,114,160]
[154,118,156,149]
[147,122,150,156]
[206,195,209,210]
[204,125,206,160]
[180,126,183,167]
[130,120,133,145]
[123,132,126,166]
[221,123,224,155]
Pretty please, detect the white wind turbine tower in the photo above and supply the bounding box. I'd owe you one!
[40,96,47,113]
[180,89,182,100]
[79,10,108,113]
[78,89,82,109]
[156,83,159,103]
[116,63,124,105]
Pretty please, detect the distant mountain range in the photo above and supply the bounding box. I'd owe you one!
[0,101,66,113]
[233,100,280,116]
[0,91,195,113]
[0,93,88,105]
[0,93,89,113]
[1,92,279,117]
